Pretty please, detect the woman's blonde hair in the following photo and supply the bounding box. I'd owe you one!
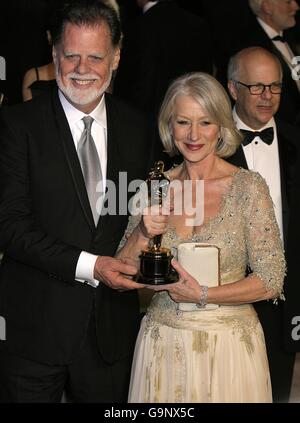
[158,72,241,158]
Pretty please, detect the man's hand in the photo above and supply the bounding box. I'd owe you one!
[94,256,145,290]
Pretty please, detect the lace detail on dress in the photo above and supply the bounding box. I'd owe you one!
[144,314,161,341]
[192,331,209,354]
[221,315,259,354]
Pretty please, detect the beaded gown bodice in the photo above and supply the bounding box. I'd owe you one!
[125,168,280,403]
[119,168,285,317]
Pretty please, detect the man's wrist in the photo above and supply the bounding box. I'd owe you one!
[76,251,99,286]
[93,255,102,279]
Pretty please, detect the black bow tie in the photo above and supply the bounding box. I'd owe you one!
[272,35,286,43]
[240,127,274,146]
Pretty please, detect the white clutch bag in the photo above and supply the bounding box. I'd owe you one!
[177,242,220,311]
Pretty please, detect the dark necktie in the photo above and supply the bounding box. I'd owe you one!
[240,127,274,146]
[272,35,286,43]
[77,116,103,224]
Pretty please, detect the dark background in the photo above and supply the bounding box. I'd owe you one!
[1,0,300,105]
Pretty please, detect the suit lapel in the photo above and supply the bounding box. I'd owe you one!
[227,145,248,169]
[94,94,121,238]
[276,119,299,243]
[51,89,95,230]
[104,95,121,198]
[268,40,300,96]
[229,120,298,246]
[276,125,289,244]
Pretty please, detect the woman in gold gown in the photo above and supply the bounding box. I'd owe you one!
[117,72,285,403]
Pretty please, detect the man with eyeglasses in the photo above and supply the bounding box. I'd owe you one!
[227,46,300,403]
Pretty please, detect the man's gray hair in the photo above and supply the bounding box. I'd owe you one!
[227,49,246,81]
[51,0,121,48]
[249,0,267,16]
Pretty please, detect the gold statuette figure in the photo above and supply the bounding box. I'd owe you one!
[136,161,179,285]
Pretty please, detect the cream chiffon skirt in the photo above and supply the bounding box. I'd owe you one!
[128,304,272,403]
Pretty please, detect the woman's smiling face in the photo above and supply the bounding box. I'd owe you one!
[171,95,220,164]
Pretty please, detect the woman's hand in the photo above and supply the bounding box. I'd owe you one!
[138,204,169,239]
[146,259,203,303]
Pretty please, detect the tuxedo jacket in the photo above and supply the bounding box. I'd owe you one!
[0,88,154,365]
[228,119,300,352]
[227,16,300,126]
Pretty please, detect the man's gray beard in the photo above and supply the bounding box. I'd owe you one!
[55,68,112,106]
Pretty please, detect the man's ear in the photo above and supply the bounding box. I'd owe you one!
[52,45,57,63]
[261,0,273,16]
[227,80,238,101]
[112,47,121,71]
[47,30,52,46]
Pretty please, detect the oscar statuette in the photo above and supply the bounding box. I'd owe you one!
[136,161,179,285]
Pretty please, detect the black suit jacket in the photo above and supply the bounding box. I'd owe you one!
[228,119,300,352]
[0,88,154,365]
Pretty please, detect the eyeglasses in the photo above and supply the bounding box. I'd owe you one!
[234,80,283,95]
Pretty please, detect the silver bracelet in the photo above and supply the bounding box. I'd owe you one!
[196,285,208,309]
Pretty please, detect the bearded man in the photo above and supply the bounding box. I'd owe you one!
[0,0,153,402]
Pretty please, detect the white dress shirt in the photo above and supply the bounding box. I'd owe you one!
[143,1,158,13]
[233,108,284,243]
[257,17,300,91]
[59,90,108,287]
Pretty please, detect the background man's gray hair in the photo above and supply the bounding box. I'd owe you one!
[227,49,246,81]
[249,0,267,16]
